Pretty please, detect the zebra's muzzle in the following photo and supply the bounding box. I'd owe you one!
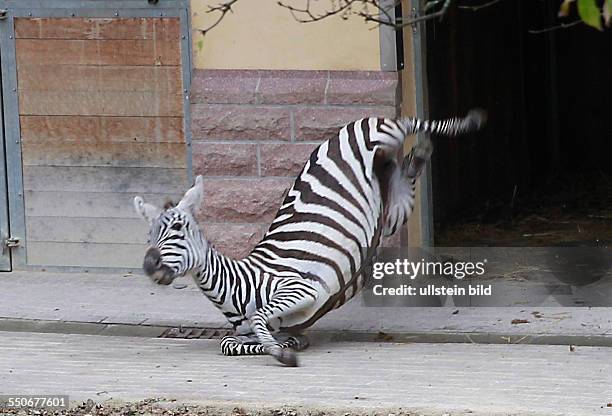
[143,247,176,285]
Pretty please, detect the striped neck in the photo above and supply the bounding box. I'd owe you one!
[191,246,245,313]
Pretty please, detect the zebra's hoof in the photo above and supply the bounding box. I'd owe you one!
[413,137,433,160]
[467,108,487,130]
[270,347,299,367]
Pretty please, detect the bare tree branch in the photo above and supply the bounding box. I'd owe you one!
[424,0,444,12]
[199,0,241,36]
[528,19,582,34]
[197,0,461,35]
[277,0,357,23]
[277,0,454,29]
[196,0,597,36]
[370,0,398,25]
[457,0,502,12]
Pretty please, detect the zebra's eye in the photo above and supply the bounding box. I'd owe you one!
[171,222,183,231]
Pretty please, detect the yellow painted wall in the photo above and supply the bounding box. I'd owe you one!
[191,0,381,70]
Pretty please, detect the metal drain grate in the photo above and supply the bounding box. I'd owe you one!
[158,327,232,339]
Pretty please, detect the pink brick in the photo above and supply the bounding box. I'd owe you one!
[260,143,319,177]
[197,178,293,223]
[326,71,398,106]
[192,142,258,177]
[191,104,291,141]
[190,69,259,104]
[202,223,266,259]
[294,106,397,141]
[258,71,327,105]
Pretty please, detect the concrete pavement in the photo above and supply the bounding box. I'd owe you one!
[1,271,612,415]
[1,331,611,416]
[1,271,611,345]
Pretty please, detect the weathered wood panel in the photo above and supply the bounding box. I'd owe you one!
[27,241,146,268]
[25,191,183,218]
[19,90,183,117]
[27,217,147,244]
[16,39,180,66]
[20,116,184,144]
[23,166,187,193]
[17,17,186,270]
[15,18,180,41]
[18,65,182,92]
[22,142,186,168]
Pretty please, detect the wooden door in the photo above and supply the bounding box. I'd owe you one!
[1,5,191,270]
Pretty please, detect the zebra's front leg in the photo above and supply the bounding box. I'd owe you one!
[250,282,317,366]
[275,333,310,351]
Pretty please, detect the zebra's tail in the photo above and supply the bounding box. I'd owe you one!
[399,108,487,137]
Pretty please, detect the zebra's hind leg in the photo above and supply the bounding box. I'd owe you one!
[220,334,266,356]
[402,136,433,180]
[250,279,318,367]
[383,137,434,237]
[220,333,310,357]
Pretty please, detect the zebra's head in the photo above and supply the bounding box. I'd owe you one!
[133,175,208,285]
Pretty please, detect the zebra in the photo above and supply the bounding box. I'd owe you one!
[134,109,486,366]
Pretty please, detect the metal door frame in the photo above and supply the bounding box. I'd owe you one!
[0,53,10,271]
[0,0,193,270]
[411,0,433,247]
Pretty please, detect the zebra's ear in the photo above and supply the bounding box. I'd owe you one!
[134,196,162,223]
[177,175,204,214]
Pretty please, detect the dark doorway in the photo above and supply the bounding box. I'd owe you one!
[427,0,612,246]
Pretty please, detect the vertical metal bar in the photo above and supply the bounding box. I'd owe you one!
[0,34,11,271]
[412,0,433,247]
[378,0,398,71]
[180,5,193,185]
[0,13,27,268]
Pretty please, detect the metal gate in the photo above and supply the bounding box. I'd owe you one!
[0,0,192,271]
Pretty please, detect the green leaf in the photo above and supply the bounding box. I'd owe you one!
[577,0,602,30]
[196,40,204,52]
[604,0,612,27]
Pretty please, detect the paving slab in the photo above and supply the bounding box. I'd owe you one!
[0,331,611,416]
[0,271,611,343]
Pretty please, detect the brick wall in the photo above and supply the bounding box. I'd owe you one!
[190,69,399,258]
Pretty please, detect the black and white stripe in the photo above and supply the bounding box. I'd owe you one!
[135,109,485,366]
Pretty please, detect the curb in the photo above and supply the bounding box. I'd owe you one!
[1,317,611,347]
